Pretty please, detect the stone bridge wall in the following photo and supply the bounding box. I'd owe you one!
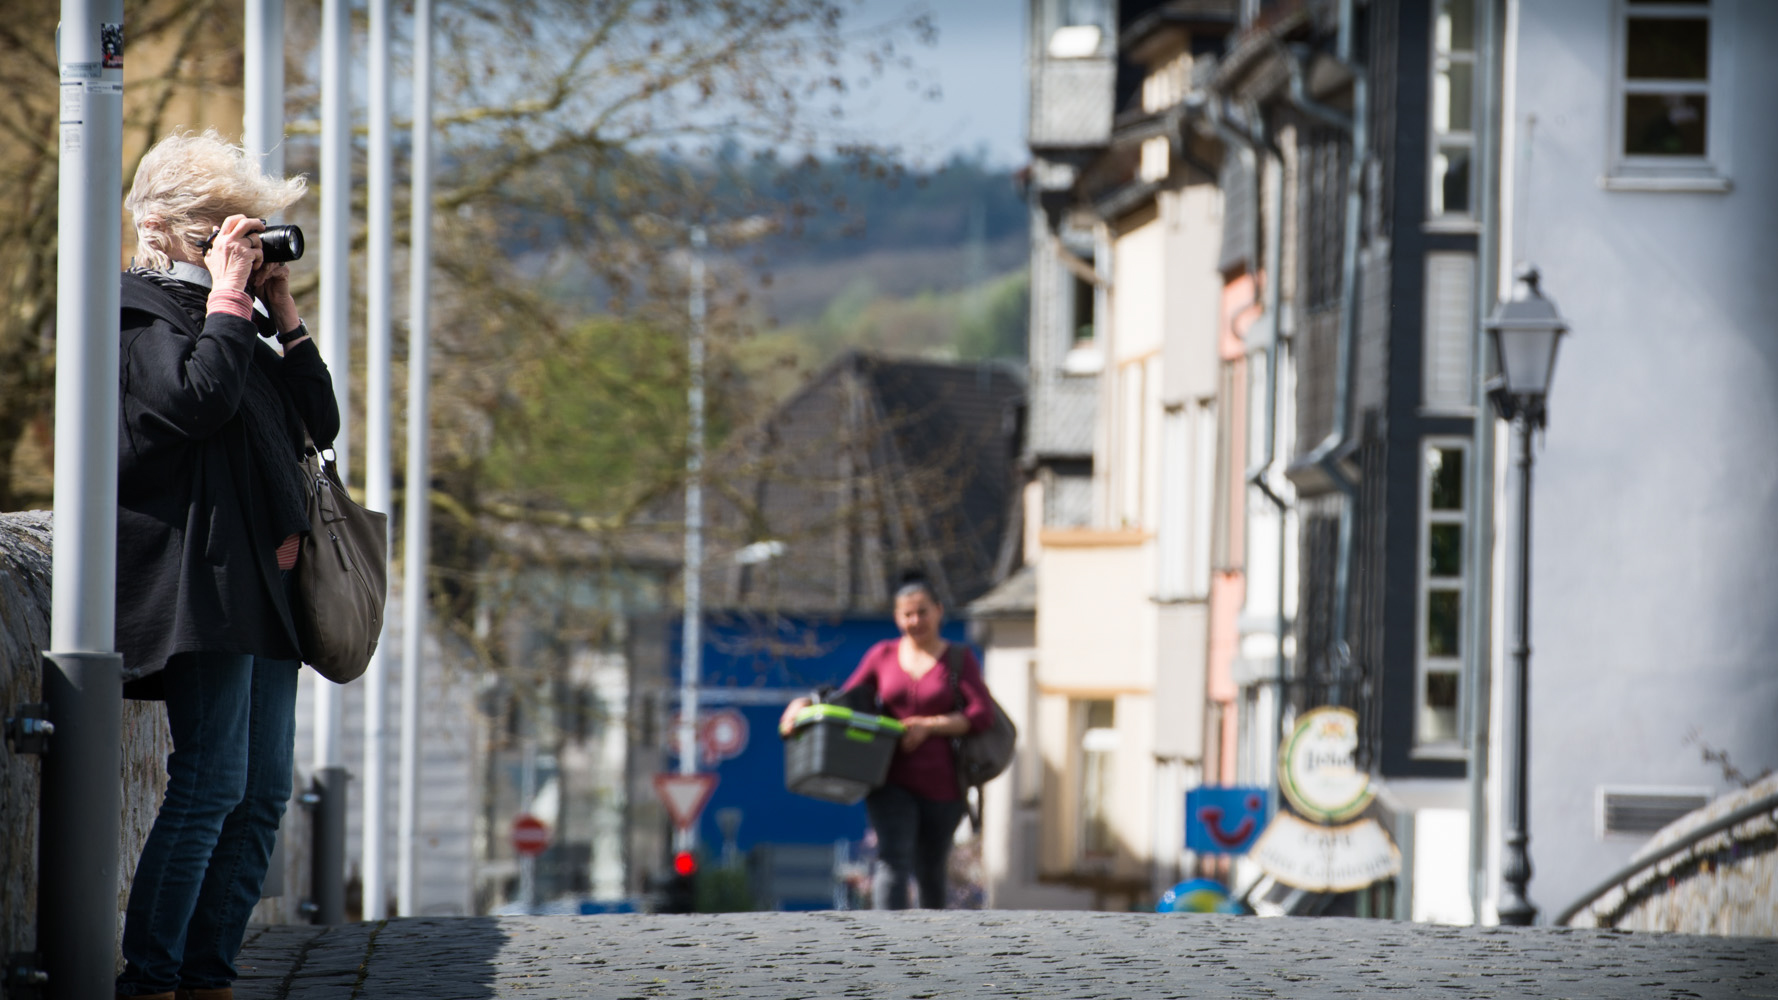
[1566,772,1778,936]
[0,511,172,959]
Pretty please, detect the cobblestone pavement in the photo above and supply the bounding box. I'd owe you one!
[233,911,1778,999]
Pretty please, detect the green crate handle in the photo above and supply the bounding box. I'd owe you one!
[791,702,906,736]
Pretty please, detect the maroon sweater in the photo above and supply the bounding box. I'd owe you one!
[841,640,996,802]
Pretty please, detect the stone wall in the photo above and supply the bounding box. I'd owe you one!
[0,511,172,963]
[1568,772,1778,937]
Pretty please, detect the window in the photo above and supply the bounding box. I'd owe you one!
[1417,441,1468,753]
[1422,252,1477,412]
[1608,0,1728,190]
[1046,0,1113,59]
[1078,699,1118,857]
[1429,0,1479,222]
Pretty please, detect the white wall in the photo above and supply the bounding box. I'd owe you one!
[1501,0,1778,920]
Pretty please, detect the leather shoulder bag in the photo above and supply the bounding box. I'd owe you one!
[944,644,1017,830]
[292,431,389,683]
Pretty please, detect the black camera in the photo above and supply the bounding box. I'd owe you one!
[260,224,305,263]
[196,222,305,263]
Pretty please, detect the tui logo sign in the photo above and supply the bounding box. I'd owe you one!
[1185,786,1269,855]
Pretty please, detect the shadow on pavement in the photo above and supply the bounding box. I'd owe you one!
[356,916,507,998]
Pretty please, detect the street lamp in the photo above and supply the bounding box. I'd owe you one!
[1486,265,1569,926]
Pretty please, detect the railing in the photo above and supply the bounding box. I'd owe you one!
[1554,788,1778,928]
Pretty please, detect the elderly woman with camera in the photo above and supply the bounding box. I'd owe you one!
[113,129,337,1000]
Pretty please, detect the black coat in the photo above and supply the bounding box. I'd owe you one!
[116,271,340,699]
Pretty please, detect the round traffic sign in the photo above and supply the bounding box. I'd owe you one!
[512,813,550,857]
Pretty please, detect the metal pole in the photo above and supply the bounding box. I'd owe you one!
[1497,412,1537,925]
[361,0,394,922]
[243,0,284,177]
[675,227,708,855]
[310,0,351,924]
[396,0,433,917]
[41,3,124,995]
[519,737,538,912]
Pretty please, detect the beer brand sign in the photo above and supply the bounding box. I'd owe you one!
[1278,706,1374,823]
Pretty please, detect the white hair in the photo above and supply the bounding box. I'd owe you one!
[125,128,307,270]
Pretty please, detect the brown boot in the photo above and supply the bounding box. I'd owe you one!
[175,989,233,1000]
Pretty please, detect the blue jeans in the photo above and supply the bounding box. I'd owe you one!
[116,648,300,995]
[864,783,967,910]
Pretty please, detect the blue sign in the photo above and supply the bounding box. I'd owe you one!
[1185,786,1268,855]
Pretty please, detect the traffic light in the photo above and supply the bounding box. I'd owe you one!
[661,850,698,913]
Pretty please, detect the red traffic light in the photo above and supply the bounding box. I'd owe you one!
[672,850,697,877]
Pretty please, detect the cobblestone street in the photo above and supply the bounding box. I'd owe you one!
[233,911,1778,999]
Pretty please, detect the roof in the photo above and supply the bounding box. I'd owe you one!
[703,352,1026,615]
[965,564,1036,620]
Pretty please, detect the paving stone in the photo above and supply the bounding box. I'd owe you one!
[231,911,1778,999]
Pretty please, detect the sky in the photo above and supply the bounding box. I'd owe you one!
[844,0,1029,168]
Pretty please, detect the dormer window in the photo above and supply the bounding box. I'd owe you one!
[1047,0,1113,59]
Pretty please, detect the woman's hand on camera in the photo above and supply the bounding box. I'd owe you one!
[202,215,264,294]
[254,262,301,334]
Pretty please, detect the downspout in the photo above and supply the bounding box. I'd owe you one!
[1466,0,1507,926]
[1285,39,1366,708]
[1214,98,1293,820]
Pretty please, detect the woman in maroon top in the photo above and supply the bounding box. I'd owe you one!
[781,578,995,908]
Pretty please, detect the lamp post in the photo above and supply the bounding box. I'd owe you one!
[1485,265,1568,927]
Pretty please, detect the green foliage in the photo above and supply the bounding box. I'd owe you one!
[775,269,1028,366]
[479,317,690,514]
[695,863,756,913]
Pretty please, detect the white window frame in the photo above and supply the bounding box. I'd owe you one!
[1076,699,1119,861]
[1604,0,1733,192]
[1414,438,1469,758]
[1427,0,1481,228]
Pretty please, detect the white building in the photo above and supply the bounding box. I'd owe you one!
[1486,0,1778,922]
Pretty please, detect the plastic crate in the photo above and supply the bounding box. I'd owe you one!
[783,704,906,805]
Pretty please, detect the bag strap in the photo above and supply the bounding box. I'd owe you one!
[941,643,984,834]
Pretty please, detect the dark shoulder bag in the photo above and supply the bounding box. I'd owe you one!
[944,644,1017,831]
[292,430,389,683]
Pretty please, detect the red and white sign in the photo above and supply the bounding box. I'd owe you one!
[700,709,750,761]
[654,772,719,831]
[511,813,550,858]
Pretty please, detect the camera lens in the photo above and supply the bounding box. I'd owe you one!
[261,224,305,263]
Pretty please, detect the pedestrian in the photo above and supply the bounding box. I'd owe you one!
[779,575,996,909]
[113,129,337,1000]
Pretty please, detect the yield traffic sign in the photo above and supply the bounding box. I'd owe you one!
[654,772,719,831]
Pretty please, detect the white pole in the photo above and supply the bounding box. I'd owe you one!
[40,3,124,993]
[361,0,394,921]
[397,0,433,917]
[243,0,284,178]
[308,0,353,926]
[675,227,707,851]
[313,0,349,790]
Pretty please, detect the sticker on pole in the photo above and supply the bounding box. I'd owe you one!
[511,813,550,858]
[655,772,719,832]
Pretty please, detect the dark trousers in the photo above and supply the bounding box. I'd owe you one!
[864,783,967,910]
[116,649,300,995]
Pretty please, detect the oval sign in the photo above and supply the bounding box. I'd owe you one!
[1278,706,1373,822]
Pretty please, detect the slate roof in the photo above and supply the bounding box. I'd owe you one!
[704,352,1025,615]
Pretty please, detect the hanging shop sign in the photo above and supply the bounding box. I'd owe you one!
[1184,786,1269,855]
[1278,706,1374,823]
[1250,811,1401,893]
